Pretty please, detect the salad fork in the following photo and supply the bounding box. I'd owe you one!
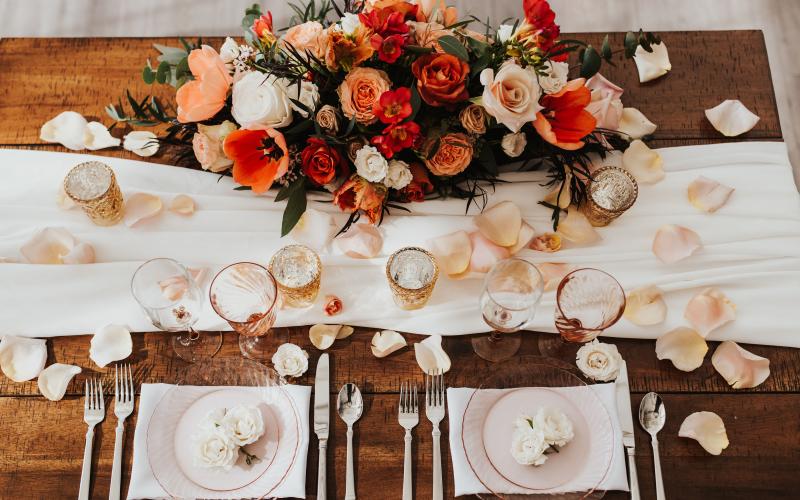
[78,378,104,500]
[398,382,418,500]
[425,370,446,500]
[110,363,135,500]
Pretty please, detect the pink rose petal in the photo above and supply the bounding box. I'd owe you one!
[169,194,196,216]
[688,176,734,213]
[428,230,472,277]
[711,341,770,389]
[684,287,736,337]
[537,263,574,291]
[335,223,383,259]
[123,193,163,228]
[508,222,535,255]
[652,224,702,264]
[679,412,729,455]
[474,201,522,247]
[469,231,510,273]
[557,209,599,245]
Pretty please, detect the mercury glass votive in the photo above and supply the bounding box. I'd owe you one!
[64,161,124,226]
[386,247,439,310]
[582,166,639,227]
[269,244,322,308]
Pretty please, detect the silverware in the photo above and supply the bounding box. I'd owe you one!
[615,361,640,500]
[314,354,330,500]
[425,370,446,500]
[337,383,363,500]
[639,391,666,500]
[398,381,418,500]
[78,378,105,500]
[109,363,134,500]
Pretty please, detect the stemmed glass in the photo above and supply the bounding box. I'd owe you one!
[209,262,279,360]
[472,258,544,362]
[131,258,222,362]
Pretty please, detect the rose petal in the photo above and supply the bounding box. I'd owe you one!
[529,233,562,253]
[37,363,81,401]
[684,288,736,337]
[618,108,657,139]
[557,209,600,245]
[508,222,535,255]
[622,139,664,184]
[289,208,335,251]
[40,111,88,150]
[543,171,572,209]
[309,324,342,350]
[0,336,47,382]
[705,100,760,137]
[469,231,510,273]
[688,176,734,213]
[61,242,96,265]
[679,411,729,455]
[652,224,702,264]
[20,227,94,265]
[83,121,121,150]
[90,324,132,368]
[324,295,344,316]
[188,267,207,286]
[335,223,383,258]
[634,42,671,83]
[655,327,708,372]
[624,285,667,326]
[474,200,522,247]
[336,325,354,339]
[711,341,770,389]
[56,185,77,210]
[158,275,189,301]
[538,262,574,292]
[428,230,472,277]
[169,194,196,216]
[414,334,451,374]
[123,131,160,157]
[123,193,163,228]
[371,330,407,358]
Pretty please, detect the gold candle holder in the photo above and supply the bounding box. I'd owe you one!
[385,247,439,310]
[582,166,638,227]
[64,161,124,226]
[269,244,322,308]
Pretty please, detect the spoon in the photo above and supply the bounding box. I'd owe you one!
[638,392,666,500]
[337,383,363,500]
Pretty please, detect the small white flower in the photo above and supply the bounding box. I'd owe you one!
[231,71,294,129]
[288,80,319,118]
[272,343,309,378]
[534,407,574,447]
[221,404,265,446]
[340,13,361,35]
[575,339,623,381]
[123,131,159,157]
[354,145,389,183]
[497,24,517,43]
[219,37,240,63]
[384,159,413,190]
[510,416,548,466]
[501,132,527,158]
[538,60,569,95]
[193,428,238,470]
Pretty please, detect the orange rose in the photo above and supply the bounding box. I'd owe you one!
[282,21,328,60]
[338,67,392,124]
[423,133,473,176]
[325,26,374,71]
[175,45,233,123]
[411,53,469,107]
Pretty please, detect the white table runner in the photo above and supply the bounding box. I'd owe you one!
[1,143,798,346]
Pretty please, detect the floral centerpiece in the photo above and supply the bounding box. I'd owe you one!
[108,0,660,234]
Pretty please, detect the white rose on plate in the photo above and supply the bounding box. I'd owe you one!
[288,80,319,118]
[501,132,527,158]
[384,159,413,189]
[271,343,310,378]
[510,416,548,466]
[538,60,569,95]
[534,407,575,447]
[193,428,238,470]
[354,145,389,182]
[575,339,623,382]
[231,71,294,129]
[222,404,265,446]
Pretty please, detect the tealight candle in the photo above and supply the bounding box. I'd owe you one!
[269,244,322,308]
[64,161,124,226]
[386,247,439,310]
[582,166,639,227]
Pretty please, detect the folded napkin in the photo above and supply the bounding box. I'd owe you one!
[127,383,311,500]
[447,384,628,496]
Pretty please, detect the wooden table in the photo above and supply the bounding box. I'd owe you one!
[0,32,797,499]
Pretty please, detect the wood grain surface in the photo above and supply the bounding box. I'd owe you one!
[0,31,796,500]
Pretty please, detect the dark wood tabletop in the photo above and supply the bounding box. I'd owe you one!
[0,32,797,500]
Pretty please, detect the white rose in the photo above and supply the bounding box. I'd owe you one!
[221,404,265,446]
[288,80,319,118]
[510,417,548,466]
[534,407,574,447]
[220,37,240,63]
[340,13,361,35]
[480,62,543,133]
[575,339,623,382]
[193,428,238,470]
[271,343,309,378]
[231,71,294,129]
[384,159,413,190]
[501,132,527,158]
[538,60,569,95]
[497,24,517,43]
[354,145,389,182]
[123,131,159,157]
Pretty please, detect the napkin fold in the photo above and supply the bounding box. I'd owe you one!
[127,383,310,500]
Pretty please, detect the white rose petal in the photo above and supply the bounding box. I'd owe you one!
[89,324,132,368]
[678,411,729,456]
[123,131,160,157]
[37,363,81,401]
[232,72,294,128]
[40,111,89,150]
[84,121,121,150]
[501,132,527,158]
[354,145,389,182]
[655,327,708,372]
[371,330,407,358]
[624,285,667,326]
[123,193,163,228]
[271,343,309,378]
[618,108,657,140]
[414,335,451,374]
[634,42,671,83]
[193,428,239,470]
[309,324,342,350]
[538,61,569,94]
[575,339,623,381]
[0,336,47,382]
[705,100,760,137]
[340,13,361,35]
[535,407,574,447]
[384,160,413,189]
[497,24,517,43]
[290,208,336,250]
[20,227,95,265]
[220,36,240,63]
[222,404,265,446]
[622,139,664,184]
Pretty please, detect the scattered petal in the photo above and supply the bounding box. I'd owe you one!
[414,335,451,374]
[61,242,96,265]
[335,223,382,258]
[469,231,510,273]
[83,121,121,150]
[624,285,667,326]
[618,108,657,139]
[474,201,522,247]
[622,140,664,184]
[169,194,196,216]
[89,324,132,368]
[188,267,207,286]
[652,224,702,264]
[688,176,734,213]
[508,222,535,255]
[684,288,736,337]
[123,131,160,157]
[20,227,94,265]
[40,111,88,150]
[123,193,163,228]
[0,336,47,382]
[538,262,574,291]
[324,295,343,316]
[711,341,770,389]
[543,171,572,209]
[159,275,189,301]
[705,100,760,137]
[37,363,81,401]
[529,233,562,252]
[679,411,729,455]
[291,208,335,250]
[557,209,600,245]
[428,230,472,277]
[309,324,342,350]
[56,185,77,210]
[655,327,708,372]
[336,325,354,339]
[371,330,407,358]
[634,42,671,83]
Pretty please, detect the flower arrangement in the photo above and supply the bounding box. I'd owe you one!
[108,0,660,234]
[193,404,265,470]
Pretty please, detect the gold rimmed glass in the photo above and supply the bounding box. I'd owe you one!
[269,244,322,308]
[581,166,638,227]
[64,161,124,226]
[385,247,439,310]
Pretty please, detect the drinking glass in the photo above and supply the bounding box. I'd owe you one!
[385,247,439,310]
[269,245,321,308]
[210,262,279,360]
[472,258,544,362]
[131,258,222,362]
[554,268,626,343]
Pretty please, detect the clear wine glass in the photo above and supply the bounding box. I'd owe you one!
[472,258,544,362]
[209,262,279,360]
[131,258,222,362]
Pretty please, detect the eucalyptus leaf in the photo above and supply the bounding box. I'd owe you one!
[409,85,422,122]
[580,45,601,78]
[600,35,612,61]
[153,44,188,65]
[155,61,170,84]
[142,65,156,84]
[437,35,469,62]
[624,31,638,58]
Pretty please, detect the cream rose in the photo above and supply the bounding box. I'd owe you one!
[193,120,237,172]
[534,407,574,447]
[282,21,327,60]
[510,416,548,466]
[316,104,340,134]
[480,62,543,133]
[193,428,238,470]
[384,159,413,189]
[538,61,569,95]
[219,37,240,63]
[459,104,487,135]
[354,145,389,182]
[222,404,265,446]
[288,80,319,118]
[271,343,309,378]
[501,132,527,158]
[575,339,623,381]
[231,71,294,128]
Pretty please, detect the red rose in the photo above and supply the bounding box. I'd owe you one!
[397,163,434,202]
[411,53,469,107]
[301,137,348,186]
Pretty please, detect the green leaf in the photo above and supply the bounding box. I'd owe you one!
[174,56,191,81]
[234,186,253,191]
[142,65,156,84]
[437,35,469,62]
[153,44,188,65]
[600,35,612,61]
[408,85,422,122]
[624,31,638,58]
[470,53,490,79]
[155,61,170,84]
[478,143,498,175]
[404,45,434,55]
[281,179,307,236]
[466,36,488,57]
[579,45,601,78]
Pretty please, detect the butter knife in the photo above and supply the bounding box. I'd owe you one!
[616,361,640,500]
[314,353,330,500]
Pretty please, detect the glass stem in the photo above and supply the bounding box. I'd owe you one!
[489,331,503,342]
[187,327,200,342]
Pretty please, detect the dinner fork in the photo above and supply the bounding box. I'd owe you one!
[110,363,134,500]
[425,370,446,500]
[398,381,418,500]
[78,378,104,500]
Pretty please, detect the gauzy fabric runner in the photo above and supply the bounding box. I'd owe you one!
[0,142,799,346]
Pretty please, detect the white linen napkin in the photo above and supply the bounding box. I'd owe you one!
[447,384,628,496]
[127,383,311,500]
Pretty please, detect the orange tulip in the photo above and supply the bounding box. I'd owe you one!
[175,45,232,123]
[533,78,597,150]
[222,126,289,193]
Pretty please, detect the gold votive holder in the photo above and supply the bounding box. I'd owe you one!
[581,166,638,227]
[64,161,124,226]
[385,247,439,310]
[269,244,322,308]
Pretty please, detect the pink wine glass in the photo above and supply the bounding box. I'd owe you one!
[555,268,626,343]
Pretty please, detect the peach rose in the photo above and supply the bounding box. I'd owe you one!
[192,120,237,172]
[338,67,392,124]
[176,45,233,123]
[423,133,473,176]
[480,61,543,133]
[459,104,488,134]
[282,21,327,60]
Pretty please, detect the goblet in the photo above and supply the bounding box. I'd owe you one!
[209,262,279,360]
[131,258,222,362]
[472,258,544,362]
